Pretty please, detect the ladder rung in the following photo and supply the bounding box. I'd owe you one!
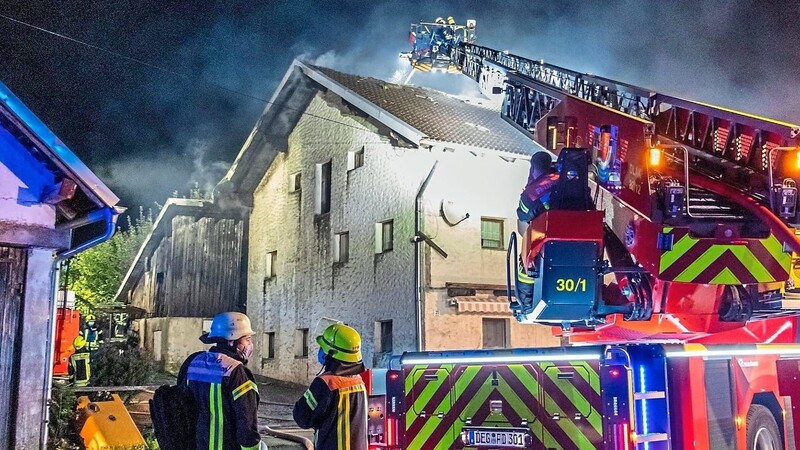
[634,391,666,400]
[635,433,669,443]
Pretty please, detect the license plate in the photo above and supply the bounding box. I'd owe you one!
[464,428,528,448]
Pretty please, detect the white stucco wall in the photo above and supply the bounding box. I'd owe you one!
[249,92,436,383]
[248,92,557,384]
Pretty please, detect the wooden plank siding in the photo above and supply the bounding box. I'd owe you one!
[0,246,26,447]
[130,215,243,317]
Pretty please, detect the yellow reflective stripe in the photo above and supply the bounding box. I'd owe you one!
[209,384,217,450]
[517,266,535,284]
[304,389,318,410]
[338,385,365,395]
[337,394,345,450]
[518,199,529,214]
[216,384,224,450]
[344,391,351,450]
[232,380,258,401]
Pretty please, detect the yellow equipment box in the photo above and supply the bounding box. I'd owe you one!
[76,394,145,449]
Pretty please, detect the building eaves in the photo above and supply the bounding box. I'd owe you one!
[0,80,119,210]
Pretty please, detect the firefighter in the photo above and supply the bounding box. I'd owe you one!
[80,313,104,363]
[69,335,91,387]
[293,323,367,450]
[516,152,559,305]
[182,312,262,450]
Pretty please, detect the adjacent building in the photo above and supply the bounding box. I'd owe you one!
[217,62,559,383]
[0,80,120,448]
[114,198,247,372]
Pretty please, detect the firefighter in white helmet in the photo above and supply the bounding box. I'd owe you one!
[180,312,264,450]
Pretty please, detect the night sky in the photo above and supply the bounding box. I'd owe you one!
[2,1,800,214]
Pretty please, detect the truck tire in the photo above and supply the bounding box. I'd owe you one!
[747,404,783,450]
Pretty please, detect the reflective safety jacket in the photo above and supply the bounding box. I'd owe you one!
[517,173,559,223]
[83,327,103,351]
[293,373,368,450]
[185,346,261,450]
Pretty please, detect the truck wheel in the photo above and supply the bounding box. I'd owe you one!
[747,404,783,450]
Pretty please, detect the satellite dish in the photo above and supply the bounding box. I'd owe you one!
[440,199,470,226]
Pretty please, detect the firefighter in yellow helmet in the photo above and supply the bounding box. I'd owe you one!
[69,334,91,387]
[293,323,367,450]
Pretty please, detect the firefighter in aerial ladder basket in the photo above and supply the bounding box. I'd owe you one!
[516,152,559,304]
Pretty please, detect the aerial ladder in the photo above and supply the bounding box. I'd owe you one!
[437,42,800,344]
[380,28,800,450]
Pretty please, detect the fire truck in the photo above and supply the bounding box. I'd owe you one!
[370,32,800,450]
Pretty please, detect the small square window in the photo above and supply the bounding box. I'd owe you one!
[265,251,277,279]
[375,220,394,253]
[348,147,365,171]
[481,217,504,249]
[265,332,275,359]
[289,172,302,192]
[334,232,350,263]
[375,320,393,353]
[296,328,309,357]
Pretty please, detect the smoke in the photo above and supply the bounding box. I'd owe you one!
[2,0,799,214]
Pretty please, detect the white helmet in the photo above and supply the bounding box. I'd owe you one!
[202,312,254,343]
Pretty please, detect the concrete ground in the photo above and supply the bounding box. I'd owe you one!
[255,375,315,448]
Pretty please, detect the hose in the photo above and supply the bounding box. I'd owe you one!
[259,425,314,450]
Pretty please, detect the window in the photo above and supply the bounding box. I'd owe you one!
[265,332,275,359]
[289,172,302,192]
[296,328,309,357]
[348,147,365,171]
[375,220,394,253]
[481,217,504,249]
[265,251,277,279]
[334,231,350,263]
[375,320,393,353]
[316,161,332,214]
[482,318,509,349]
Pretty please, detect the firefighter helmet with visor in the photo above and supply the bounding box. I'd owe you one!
[317,323,362,363]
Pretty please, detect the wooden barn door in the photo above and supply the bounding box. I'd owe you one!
[0,247,27,447]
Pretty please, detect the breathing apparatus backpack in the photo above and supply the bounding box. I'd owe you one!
[150,351,203,450]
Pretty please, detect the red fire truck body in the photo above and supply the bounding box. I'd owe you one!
[379,25,800,450]
[378,342,800,450]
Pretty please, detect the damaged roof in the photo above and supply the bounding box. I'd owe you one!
[308,65,539,155]
[219,60,544,200]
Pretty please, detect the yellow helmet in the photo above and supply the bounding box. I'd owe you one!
[85,313,96,322]
[447,16,455,25]
[73,335,87,350]
[316,324,362,363]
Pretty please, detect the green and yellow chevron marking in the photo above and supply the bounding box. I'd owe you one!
[658,232,698,273]
[404,361,602,450]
